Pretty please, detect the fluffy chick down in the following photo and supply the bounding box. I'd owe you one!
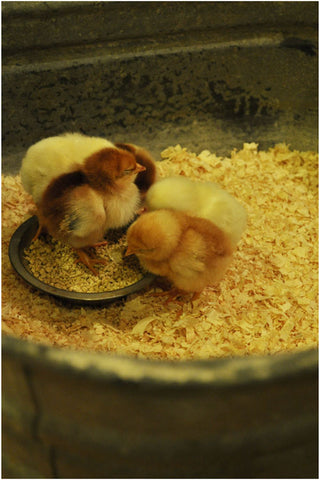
[20,132,115,204]
[145,176,247,247]
[34,146,144,248]
[20,132,157,250]
[126,209,233,293]
[115,142,158,195]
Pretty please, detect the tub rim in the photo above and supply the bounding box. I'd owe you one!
[2,334,318,388]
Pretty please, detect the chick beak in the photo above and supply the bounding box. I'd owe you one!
[135,163,146,173]
[124,246,135,257]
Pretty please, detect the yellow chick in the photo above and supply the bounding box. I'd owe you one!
[20,132,157,204]
[145,176,247,248]
[20,133,158,274]
[126,209,233,301]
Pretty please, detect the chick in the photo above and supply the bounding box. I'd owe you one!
[115,142,157,196]
[20,132,155,203]
[126,209,233,303]
[21,133,115,204]
[21,133,147,274]
[145,176,247,248]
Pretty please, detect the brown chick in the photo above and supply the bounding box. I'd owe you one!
[125,209,234,307]
[115,143,157,197]
[35,147,145,274]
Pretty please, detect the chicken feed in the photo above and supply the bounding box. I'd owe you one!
[24,230,145,293]
[2,143,318,359]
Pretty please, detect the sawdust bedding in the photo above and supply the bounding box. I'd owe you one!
[2,143,318,359]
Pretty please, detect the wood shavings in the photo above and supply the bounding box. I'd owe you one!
[2,142,318,360]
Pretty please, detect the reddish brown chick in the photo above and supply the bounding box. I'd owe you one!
[115,143,157,197]
[126,209,234,306]
[35,147,145,274]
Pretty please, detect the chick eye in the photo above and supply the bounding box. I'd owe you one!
[122,169,134,176]
[138,247,156,254]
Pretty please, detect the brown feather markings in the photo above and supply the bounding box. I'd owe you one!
[115,142,157,193]
[82,148,137,191]
[37,170,88,236]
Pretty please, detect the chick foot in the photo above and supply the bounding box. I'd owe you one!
[152,287,199,304]
[170,291,202,319]
[91,240,108,248]
[32,222,45,242]
[150,287,190,319]
[74,248,107,276]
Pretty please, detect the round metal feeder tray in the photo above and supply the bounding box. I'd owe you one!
[8,215,155,306]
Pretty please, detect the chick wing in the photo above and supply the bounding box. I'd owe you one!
[169,229,206,278]
[38,176,107,249]
[59,185,107,248]
[167,217,233,293]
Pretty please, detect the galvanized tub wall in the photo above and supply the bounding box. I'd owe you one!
[3,338,318,478]
[3,1,318,170]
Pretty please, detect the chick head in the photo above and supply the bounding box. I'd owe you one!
[126,210,182,261]
[83,148,145,191]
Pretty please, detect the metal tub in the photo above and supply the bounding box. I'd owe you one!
[2,2,318,478]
